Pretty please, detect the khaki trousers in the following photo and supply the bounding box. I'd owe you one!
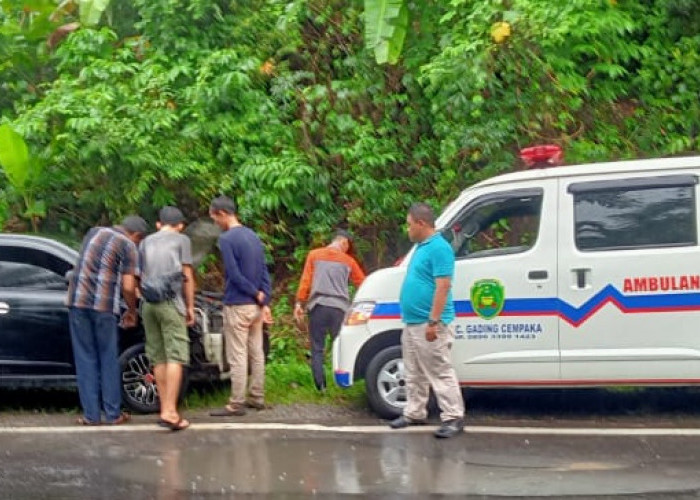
[223,304,265,405]
[402,323,465,421]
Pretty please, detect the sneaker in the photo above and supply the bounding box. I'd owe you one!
[434,418,464,438]
[389,415,427,429]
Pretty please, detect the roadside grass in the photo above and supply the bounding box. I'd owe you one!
[183,360,367,411]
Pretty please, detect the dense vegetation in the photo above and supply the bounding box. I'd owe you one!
[1,0,699,285]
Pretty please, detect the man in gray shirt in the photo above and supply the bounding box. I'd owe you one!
[140,206,195,431]
[294,230,365,391]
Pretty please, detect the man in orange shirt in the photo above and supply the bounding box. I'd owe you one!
[294,230,366,391]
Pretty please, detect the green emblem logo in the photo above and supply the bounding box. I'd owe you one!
[470,279,505,320]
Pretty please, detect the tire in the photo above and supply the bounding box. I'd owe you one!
[365,345,407,419]
[119,343,189,414]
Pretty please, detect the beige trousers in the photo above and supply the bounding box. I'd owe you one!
[223,304,265,405]
[402,323,465,421]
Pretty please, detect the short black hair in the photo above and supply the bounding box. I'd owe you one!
[408,202,435,227]
[333,229,354,242]
[210,196,236,215]
[159,206,185,225]
[121,215,149,235]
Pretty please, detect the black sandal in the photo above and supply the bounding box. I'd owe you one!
[158,417,190,431]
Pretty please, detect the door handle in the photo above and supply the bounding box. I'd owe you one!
[528,270,548,280]
[0,302,9,315]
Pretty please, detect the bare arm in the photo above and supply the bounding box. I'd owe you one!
[121,274,138,312]
[426,277,451,342]
[183,264,196,326]
[120,273,139,328]
[430,277,451,321]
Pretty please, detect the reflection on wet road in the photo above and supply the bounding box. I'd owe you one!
[2,427,700,498]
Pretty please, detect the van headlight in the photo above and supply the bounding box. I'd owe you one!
[345,302,376,326]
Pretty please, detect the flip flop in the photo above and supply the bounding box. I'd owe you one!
[158,417,190,431]
[105,412,131,425]
[76,416,100,426]
[209,404,246,417]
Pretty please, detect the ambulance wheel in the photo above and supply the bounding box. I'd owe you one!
[365,345,407,419]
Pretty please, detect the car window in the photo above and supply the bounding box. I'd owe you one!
[572,184,697,251]
[442,190,543,259]
[0,246,70,290]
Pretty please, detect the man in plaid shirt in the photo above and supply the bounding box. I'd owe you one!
[67,215,148,425]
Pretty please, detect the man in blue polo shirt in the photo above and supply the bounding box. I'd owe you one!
[390,202,465,438]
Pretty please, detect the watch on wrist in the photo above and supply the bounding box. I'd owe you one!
[428,319,439,327]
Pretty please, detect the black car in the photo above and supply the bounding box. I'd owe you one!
[0,234,227,413]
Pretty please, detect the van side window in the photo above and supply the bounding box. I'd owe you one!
[573,184,697,251]
[443,190,543,259]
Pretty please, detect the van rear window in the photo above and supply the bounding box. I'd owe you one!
[573,184,697,251]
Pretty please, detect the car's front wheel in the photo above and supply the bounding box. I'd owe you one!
[119,343,188,414]
[365,345,407,419]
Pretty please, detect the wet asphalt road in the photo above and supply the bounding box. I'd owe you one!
[2,424,700,498]
[3,388,700,498]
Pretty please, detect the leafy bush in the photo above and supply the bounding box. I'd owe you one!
[1,0,697,286]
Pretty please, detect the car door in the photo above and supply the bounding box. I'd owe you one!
[557,172,700,382]
[0,244,74,377]
[443,180,560,384]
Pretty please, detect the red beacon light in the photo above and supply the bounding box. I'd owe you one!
[519,144,564,168]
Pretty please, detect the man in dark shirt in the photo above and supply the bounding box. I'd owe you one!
[208,196,271,416]
[66,215,148,425]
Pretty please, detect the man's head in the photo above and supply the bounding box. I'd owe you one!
[332,229,354,254]
[157,206,186,232]
[121,215,149,244]
[209,196,238,230]
[406,202,436,243]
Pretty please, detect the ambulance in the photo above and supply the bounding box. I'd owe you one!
[332,151,700,418]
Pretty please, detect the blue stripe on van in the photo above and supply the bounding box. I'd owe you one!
[370,285,700,327]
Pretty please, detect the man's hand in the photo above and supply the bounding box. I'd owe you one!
[120,309,138,329]
[185,307,196,327]
[425,323,438,342]
[256,290,266,305]
[293,302,305,324]
[262,305,274,325]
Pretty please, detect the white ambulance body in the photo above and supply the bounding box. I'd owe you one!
[333,155,700,418]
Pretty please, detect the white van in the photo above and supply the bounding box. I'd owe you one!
[333,155,700,418]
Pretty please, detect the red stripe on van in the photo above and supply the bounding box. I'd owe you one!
[460,378,700,387]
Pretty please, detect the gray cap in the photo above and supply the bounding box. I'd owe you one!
[159,206,186,225]
[121,215,149,234]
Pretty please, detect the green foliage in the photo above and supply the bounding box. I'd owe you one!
[0,124,45,230]
[0,124,30,187]
[364,0,408,64]
[78,0,112,26]
[267,335,305,365]
[1,0,698,280]
[0,195,9,230]
[183,360,367,409]
[0,0,59,119]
